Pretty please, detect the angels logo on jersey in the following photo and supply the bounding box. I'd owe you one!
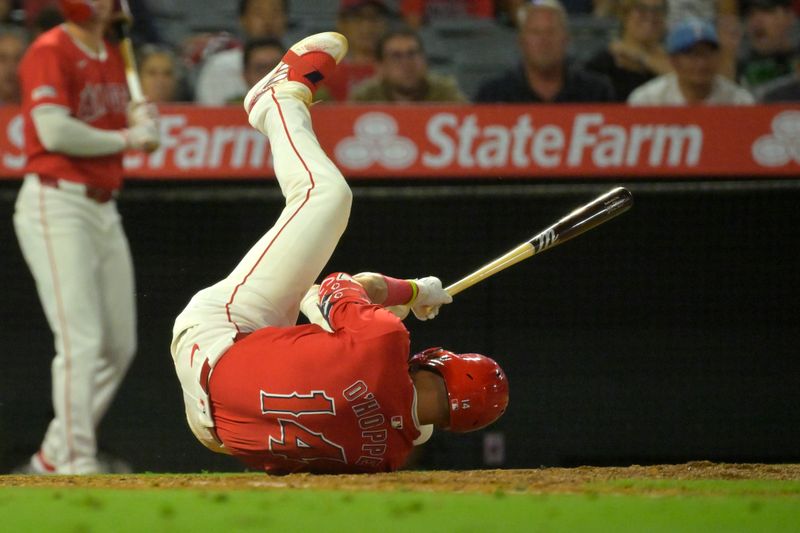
[77,82,128,123]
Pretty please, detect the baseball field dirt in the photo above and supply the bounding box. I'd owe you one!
[2,463,799,532]
[1,461,799,493]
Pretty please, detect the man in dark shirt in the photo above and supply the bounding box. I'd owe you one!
[739,0,798,92]
[760,62,800,101]
[475,0,614,103]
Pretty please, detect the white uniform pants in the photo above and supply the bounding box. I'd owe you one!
[13,175,137,474]
[171,84,352,452]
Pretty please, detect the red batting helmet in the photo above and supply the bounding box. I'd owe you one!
[410,347,509,432]
[59,0,96,22]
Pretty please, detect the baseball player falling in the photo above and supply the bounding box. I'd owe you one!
[13,0,159,474]
[171,32,509,474]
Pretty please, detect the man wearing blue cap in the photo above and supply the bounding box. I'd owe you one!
[628,18,753,105]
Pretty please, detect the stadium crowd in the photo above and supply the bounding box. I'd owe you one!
[0,0,797,104]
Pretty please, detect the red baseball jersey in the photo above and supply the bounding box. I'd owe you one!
[19,26,128,190]
[209,280,421,474]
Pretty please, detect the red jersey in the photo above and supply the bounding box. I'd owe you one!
[19,25,128,190]
[209,285,421,474]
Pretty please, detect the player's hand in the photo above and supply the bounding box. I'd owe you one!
[127,101,159,127]
[410,276,452,321]
[124,121,160,152]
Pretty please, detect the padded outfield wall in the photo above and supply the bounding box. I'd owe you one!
[1,179,799,473]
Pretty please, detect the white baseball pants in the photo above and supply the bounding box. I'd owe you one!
[14,175,136,474]
[171,83,352,452]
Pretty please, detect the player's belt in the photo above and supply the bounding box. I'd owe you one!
[199,331,252,394]
[37,175,117,203]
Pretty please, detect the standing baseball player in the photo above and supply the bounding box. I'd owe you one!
[171,31,508,474]
[13,0,159,474]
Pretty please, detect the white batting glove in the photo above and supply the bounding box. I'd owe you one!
[124,120,160,152]
[410,276,452,321]
[127,101,159,127]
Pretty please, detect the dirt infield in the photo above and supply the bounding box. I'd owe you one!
[2,462,799,494]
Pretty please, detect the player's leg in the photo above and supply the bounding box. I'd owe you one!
[13,180,107,474]
[91,216,136,427]
[221,32,351,331]
[169,34,350,455]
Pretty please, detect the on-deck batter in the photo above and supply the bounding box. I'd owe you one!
[13,0,159,474]
[171,31,509,474]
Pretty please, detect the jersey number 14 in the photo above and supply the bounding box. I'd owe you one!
[261,390,347,464]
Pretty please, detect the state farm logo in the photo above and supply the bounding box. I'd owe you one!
[752,111,800,167]
[334,112,417,169]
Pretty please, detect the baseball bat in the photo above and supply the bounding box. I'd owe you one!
[444,187,633,296]
[113,0,145,104]
[112,0,159,152]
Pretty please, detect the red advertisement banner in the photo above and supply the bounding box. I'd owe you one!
[0,104,798,179]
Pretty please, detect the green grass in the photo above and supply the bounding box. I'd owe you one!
[2,479,800,533]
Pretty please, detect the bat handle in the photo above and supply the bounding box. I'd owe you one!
[118,36,145,103]
[445,242,534,297]
[126,70,145,103]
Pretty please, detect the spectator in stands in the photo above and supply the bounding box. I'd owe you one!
[319,0,391,101]
[665,0,738,28]
[351,27,467,102]
[584,0,670,101]
[227,37,284,104]
[738,0,798,92]
[759,62,800,101]
[138,44,184,103]
[400,0,496,27]
[195,0,288,105]
[399,0,560,28]
[658,0,741,79]
[0,0,20,25]
[628,18,754,104]
[475,0,615,102]
[0,26,23,105]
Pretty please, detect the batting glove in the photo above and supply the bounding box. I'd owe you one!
[127,101,159,127]
[124,121,160,153]
[410,276,452,321]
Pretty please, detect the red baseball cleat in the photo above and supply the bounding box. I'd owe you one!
[245,31,348,111]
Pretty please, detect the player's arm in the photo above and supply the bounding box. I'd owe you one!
[21,42,159,156]
[31,104,159,155]
[314,272,378,332]
[302,272,452,331]
[353,272,452,321]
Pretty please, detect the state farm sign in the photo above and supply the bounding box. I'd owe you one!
[419,112,702,169]
[124,112,272,174]
[0,104,796,179]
